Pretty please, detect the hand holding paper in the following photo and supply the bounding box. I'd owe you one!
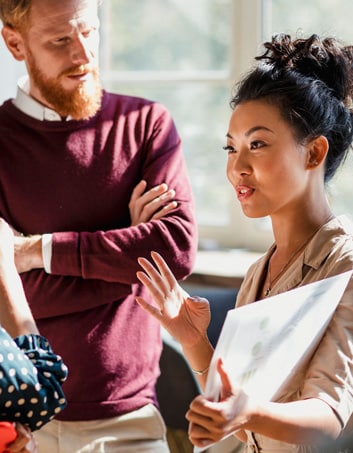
[187,358,251,448]
[193,271,352,452]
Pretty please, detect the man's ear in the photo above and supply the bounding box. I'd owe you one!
[1,26,26,61]
[306,135,329,169]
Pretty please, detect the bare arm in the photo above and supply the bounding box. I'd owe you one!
[136,251,214,389]
[187,359,341,449]
[0,219,39,337]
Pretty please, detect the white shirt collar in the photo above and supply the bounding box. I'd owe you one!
[14,75,69,121]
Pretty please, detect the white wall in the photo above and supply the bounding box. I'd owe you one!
[0,37,26,104]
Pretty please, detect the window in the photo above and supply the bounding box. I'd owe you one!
[1,0,352,252]
[269,0,353,219]
[100,0,353,252]
[99,0,272,252]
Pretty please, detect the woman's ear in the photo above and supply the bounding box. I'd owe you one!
[1,26,26,61]
[306,135,329,169]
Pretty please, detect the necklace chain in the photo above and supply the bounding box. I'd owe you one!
[264,245,303,297]
[263,217,332,298]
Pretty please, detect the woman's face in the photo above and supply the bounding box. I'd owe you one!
[226,100,311,219]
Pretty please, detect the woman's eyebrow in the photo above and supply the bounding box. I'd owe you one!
[245,126,274,137]
[226,126,274,140]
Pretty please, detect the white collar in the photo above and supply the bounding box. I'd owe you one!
[14,75,70,121]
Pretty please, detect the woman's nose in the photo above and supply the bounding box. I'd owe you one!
[227,149,252,179]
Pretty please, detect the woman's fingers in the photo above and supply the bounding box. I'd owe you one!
[137,252,180,296]
[188,421,214,447]
[187,401,224,447]
[217,358,234,400]
[135,296,164,321]
[150,251,179,288]
[137,257,169,297]
[136,267,165,313]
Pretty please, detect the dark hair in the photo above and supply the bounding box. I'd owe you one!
[231,34,353,182]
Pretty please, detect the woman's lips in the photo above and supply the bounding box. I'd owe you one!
[236,185,255,201]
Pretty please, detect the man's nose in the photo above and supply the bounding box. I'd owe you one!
[70,35,92,65]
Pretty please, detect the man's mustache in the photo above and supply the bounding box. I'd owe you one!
[60,65,95,77]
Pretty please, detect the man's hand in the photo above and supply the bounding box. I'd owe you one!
[10,179,177,274]
[129,180,177,226]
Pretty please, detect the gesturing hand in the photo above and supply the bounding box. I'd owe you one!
[136,251,211,349]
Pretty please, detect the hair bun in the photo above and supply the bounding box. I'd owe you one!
[257,33,353,106]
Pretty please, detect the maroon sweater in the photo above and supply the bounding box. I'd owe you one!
[0,91,197,421]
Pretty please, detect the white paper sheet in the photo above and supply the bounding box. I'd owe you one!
[194,271,352,453]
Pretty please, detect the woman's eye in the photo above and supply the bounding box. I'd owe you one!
[223,145,236,154]
[250,140,265,150]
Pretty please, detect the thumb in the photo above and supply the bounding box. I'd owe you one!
[217,357,233,400]
[185,295,210,311]
[130,180,147,203]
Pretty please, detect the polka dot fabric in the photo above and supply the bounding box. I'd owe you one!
[0,328,67,430]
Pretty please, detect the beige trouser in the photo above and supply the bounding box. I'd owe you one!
[34,404,170,453]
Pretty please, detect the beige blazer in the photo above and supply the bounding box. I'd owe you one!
[236,216,353,452]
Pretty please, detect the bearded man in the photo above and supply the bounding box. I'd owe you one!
[0,1,197,451]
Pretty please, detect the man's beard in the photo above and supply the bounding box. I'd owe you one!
[27,51,103,120]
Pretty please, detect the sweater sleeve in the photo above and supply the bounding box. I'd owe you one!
[0,329,67,431]
[50,102,197,284]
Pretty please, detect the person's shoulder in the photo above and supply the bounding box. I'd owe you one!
[103,90,154,108]
[335,214,353,235]
[0,99,17,116]
[102,91,170,116]
[324,215,353,263]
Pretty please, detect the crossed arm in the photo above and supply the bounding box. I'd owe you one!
[12,180,178,273]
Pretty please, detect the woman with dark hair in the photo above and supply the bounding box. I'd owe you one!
[135,34,353,452]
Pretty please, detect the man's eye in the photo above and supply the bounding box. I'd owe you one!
[82,29,93,38]
[53,37,70,45]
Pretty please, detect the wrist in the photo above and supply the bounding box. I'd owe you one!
[14,234,44,273]
[29,234,44,269]
[182,334,214,373]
